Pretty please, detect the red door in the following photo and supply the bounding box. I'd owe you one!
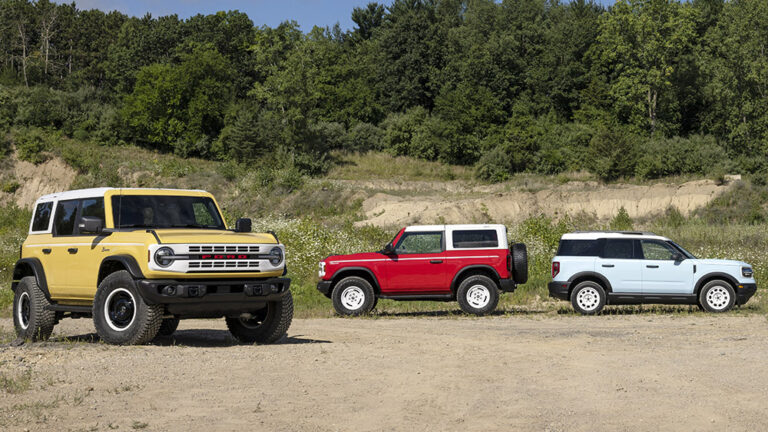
[381,231,447,293]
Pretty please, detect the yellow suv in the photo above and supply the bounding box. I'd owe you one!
[11,188,292,345]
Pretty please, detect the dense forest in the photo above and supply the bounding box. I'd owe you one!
[1,0,767,182]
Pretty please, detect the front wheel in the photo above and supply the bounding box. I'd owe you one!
[570,281,606,315]
[331,277,375,316]
[699,280,735,313]
[13,276,55,341]
[226,291,294,344]
[456,275,499,316]
[93,270,163,345]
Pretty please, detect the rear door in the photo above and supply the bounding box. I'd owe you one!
[595,238,642,293]
[383,231,446,293]
[640,239,694,294]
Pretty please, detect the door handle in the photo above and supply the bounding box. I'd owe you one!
[646,265,659,269]
[429,260,443,264]
[42,248,51,254]
[67,248,78,254]
[601,264,615,268]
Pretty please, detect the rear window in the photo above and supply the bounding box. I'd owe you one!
[452,229,498,248]
[31,202,53,231]
[557,240,600,256]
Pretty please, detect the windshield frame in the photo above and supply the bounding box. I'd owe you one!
[668,241,697,259]
[111,194,226,230]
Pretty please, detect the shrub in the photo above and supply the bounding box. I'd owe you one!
[609,206,634,231]
[588,127,639,181]
[380,106,429,157]
[635,134,728,179]
[696,180,768,225]
[345,122,385,152]
[474,145,511,183]
[13,128,50,164]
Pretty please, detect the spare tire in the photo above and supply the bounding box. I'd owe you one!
[510,243,528,284]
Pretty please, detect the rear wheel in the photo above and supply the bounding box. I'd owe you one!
[13,277,55,341]
[456,275,499,315]
[226,291,293,344]
[93,271,163,345]
[699,280,735,313]
[332,276,375,316]
[570,281,606,315]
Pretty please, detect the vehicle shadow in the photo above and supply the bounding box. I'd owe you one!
[371,307,554,318]
[555,305,705,316]
[40,330,331,348]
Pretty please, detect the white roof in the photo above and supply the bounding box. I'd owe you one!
[562,231,670,241]
[405,224,506,232]
[35,187,207,202]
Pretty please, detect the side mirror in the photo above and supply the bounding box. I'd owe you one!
[381,243,395,255]
[235,218,252,233]
[79,216,104,234]
[672,252,684,262]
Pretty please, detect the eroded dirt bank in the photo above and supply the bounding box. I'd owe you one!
[1,314,767,431]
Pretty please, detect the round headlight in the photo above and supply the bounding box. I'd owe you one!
[269,247,283,266]
[154,247,175,267]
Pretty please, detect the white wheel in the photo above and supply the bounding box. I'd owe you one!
[16,291,30,330]
[576,287,600,311]
[103,287,137,332]
[705,285,731,311]
[466,285,491,309]
[340,286,366,311]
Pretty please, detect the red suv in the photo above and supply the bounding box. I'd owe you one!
[317,224,528,315]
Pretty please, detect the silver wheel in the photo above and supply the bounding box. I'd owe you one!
[706,285,731,311]
[466,285,491,309]
[104,288,137,332]
[17,291,30,330]
[576,286,601,312]
[340,286,366,310]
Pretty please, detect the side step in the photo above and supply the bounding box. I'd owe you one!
[46,304,92,314]
[378,294,453,301]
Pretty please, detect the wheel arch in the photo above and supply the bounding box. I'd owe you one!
[11,258,51,300]
[451,265,501,294]
[694,272,739,295]
[567,272,613,297]
[98,255,145,286]
[329,267,381,295]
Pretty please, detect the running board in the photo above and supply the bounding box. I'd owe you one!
[46,304,92,314]
[378,294,453,301]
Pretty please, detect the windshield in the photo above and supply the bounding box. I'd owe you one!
[111,195,226,230]
[669,241,697,259]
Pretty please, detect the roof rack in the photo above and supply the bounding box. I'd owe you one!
[572,230,658,236]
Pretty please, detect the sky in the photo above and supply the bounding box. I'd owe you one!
[60,0,618,32]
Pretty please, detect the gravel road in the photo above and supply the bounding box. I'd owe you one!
[1,314,767,431]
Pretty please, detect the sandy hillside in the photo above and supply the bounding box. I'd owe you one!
[1,314,767,432]
[346,178,730,227]
[0,153,76,208]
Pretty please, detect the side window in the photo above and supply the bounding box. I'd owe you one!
[31,202,53,232]
[80,198,105,220]
[557,240,600,256]
[641,240,677,260]
[53,200,79,236]
[396,232,443,254]
[452,229,498,248]
[602,239,635,259]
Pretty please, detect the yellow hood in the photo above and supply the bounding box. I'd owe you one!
[151,229,278,244]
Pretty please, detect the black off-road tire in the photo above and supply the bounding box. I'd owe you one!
[331,276,375,316]
[93,270,163,345]
[226,290,294,344]
[157,318,180,337]
[511,243,528,284]
[699,280,736,313]
[456,274,500,316]
[570,281,606,315]
[13,276,56,341]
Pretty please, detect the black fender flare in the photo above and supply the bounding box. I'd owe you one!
[329,267,381,293]
[12,258,51,300]
[98,255,145,284]
[450,265,502,293]
[568,271,613,293]
[694,272,740,295]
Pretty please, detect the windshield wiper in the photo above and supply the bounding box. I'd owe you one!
[166,224,221,229]
[118,224,154,228]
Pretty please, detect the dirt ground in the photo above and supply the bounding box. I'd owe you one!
[1,314,767,432]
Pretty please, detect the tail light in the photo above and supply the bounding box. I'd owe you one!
[552,261,560,278]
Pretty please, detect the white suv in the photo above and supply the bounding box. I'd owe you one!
[549,231,757,314]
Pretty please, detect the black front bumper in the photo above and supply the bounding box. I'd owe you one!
[137,277,291,317]
[317,280,333,297]
[548,281,570,301]
[737,283,758,305]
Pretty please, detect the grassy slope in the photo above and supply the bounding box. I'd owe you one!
[0,137,766,318]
